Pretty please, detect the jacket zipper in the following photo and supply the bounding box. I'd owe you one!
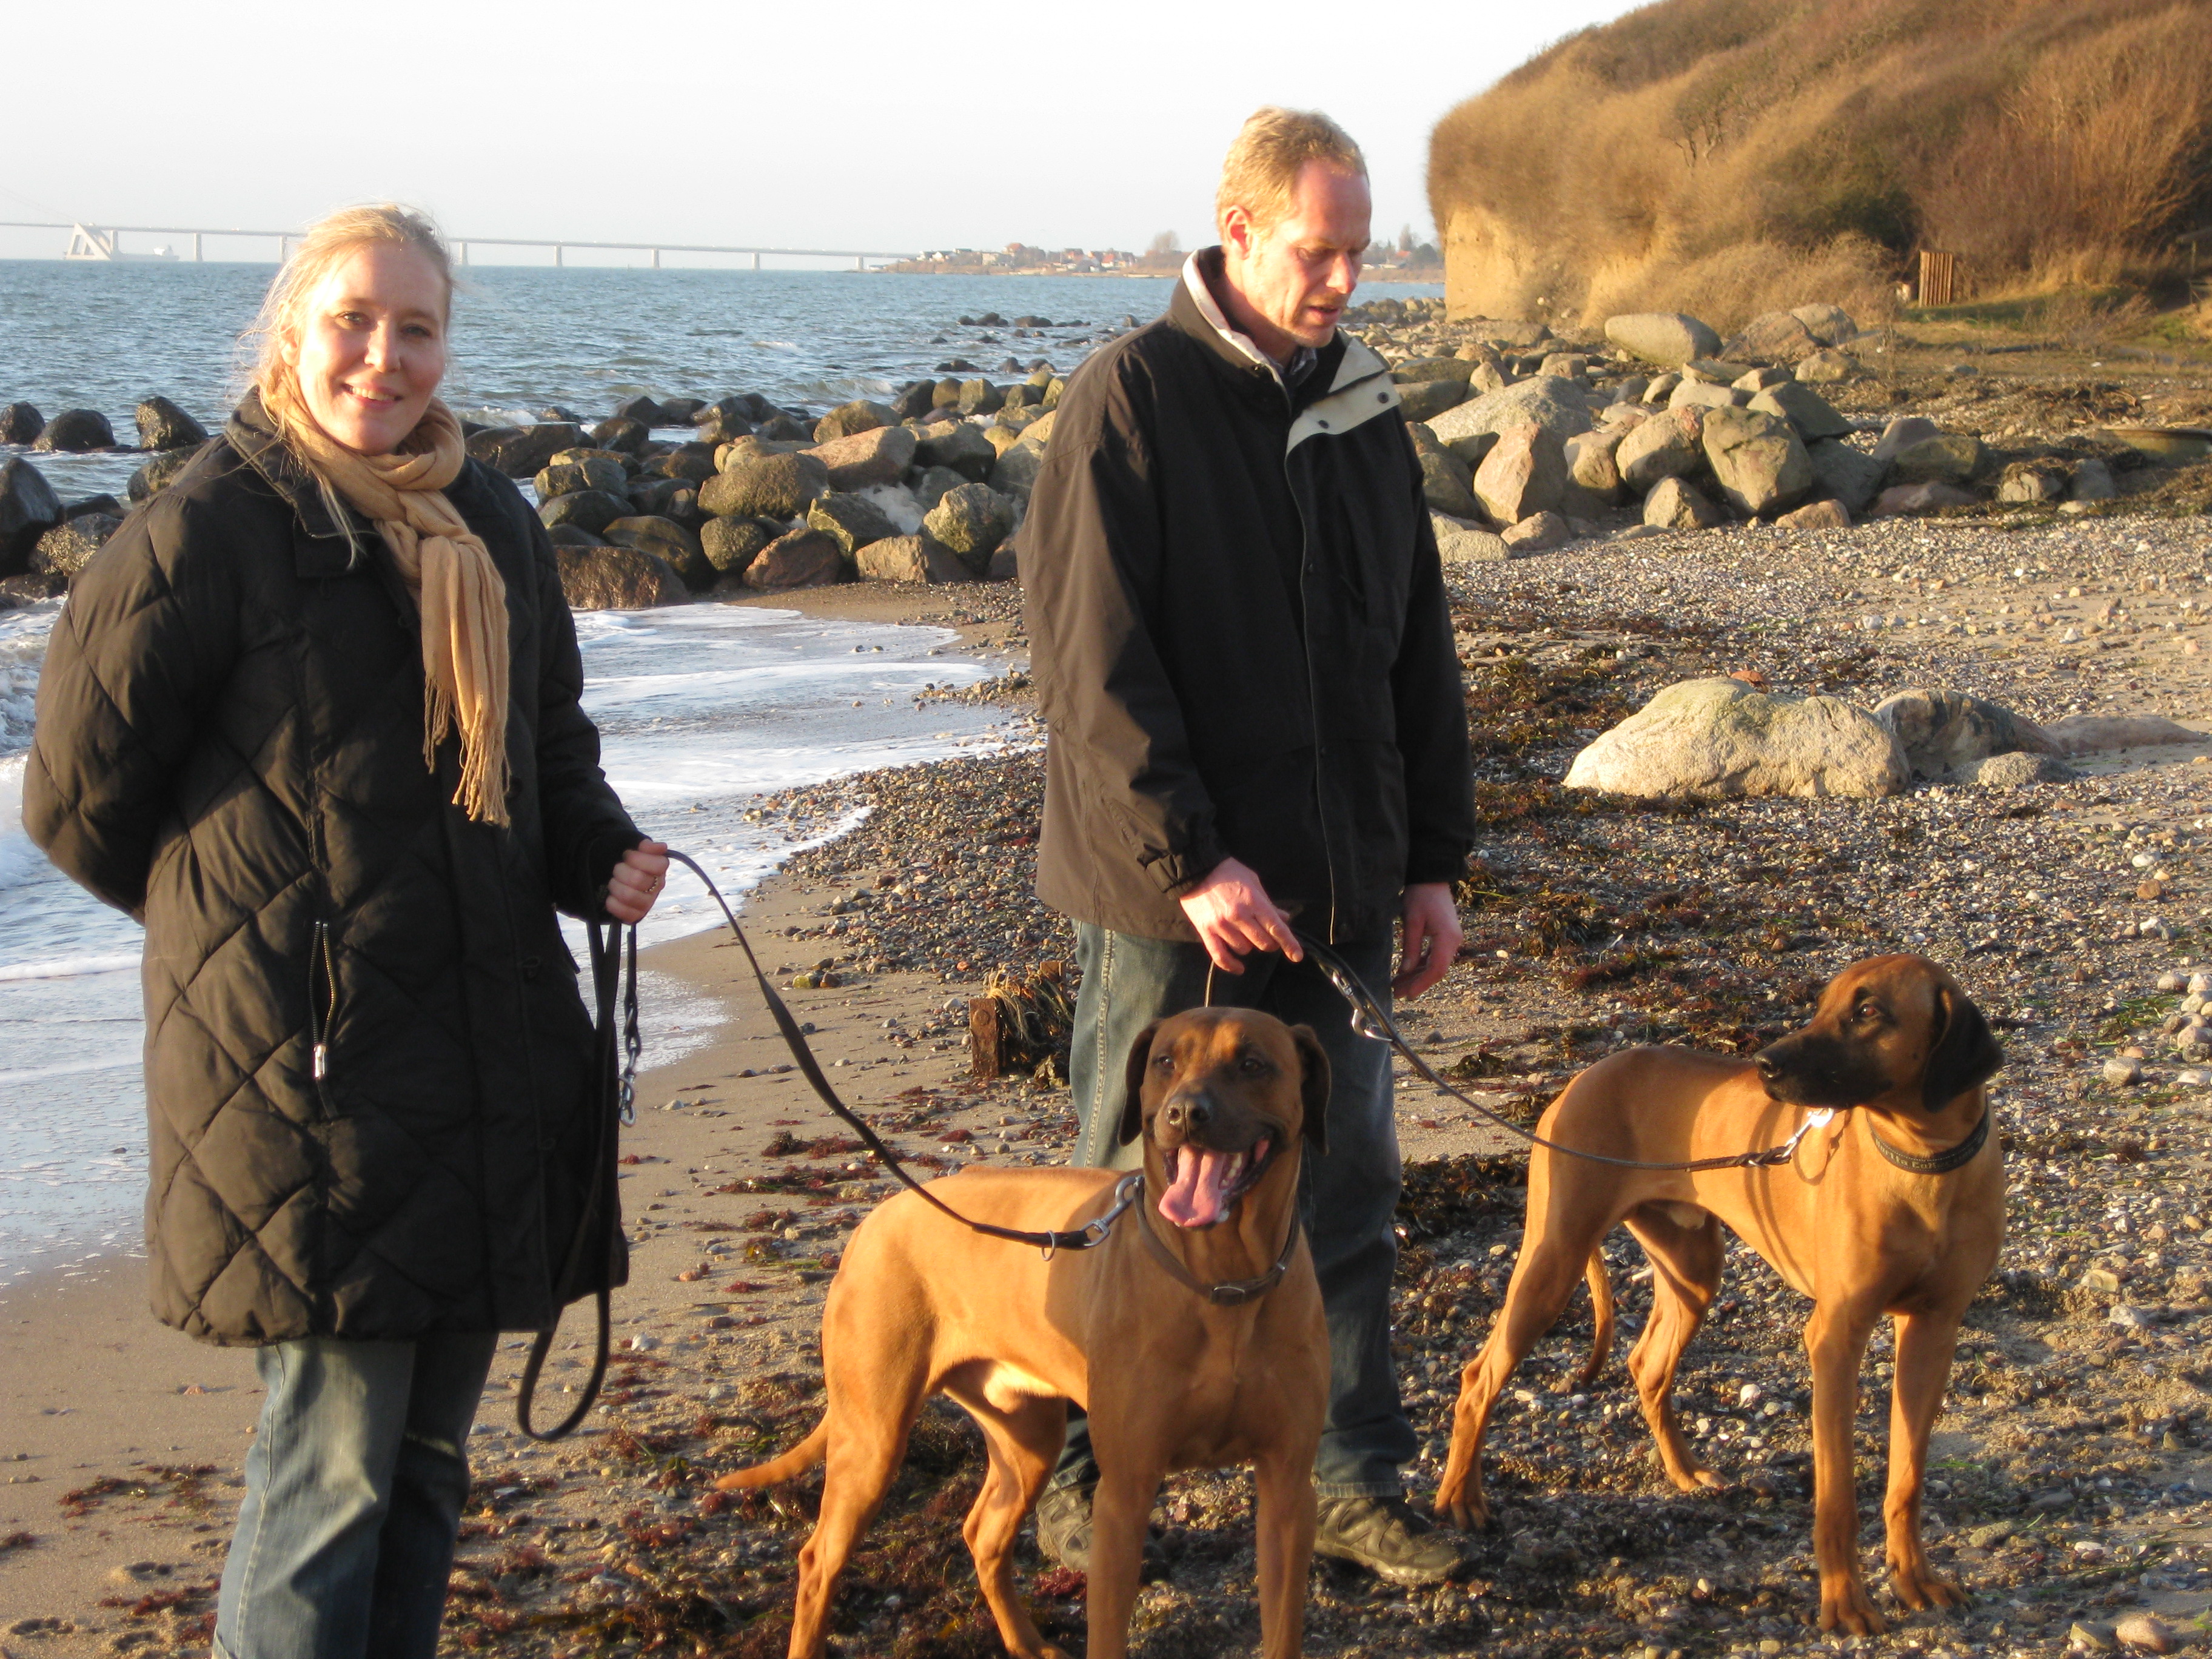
[309,920,337,1088]
[1282,380,1341,943]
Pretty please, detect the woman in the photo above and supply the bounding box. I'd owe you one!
[24,204,668,1659]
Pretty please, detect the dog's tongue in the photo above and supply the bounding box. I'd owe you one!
[1158,1147,1236,1228]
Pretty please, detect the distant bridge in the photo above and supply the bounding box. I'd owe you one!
[0,221,916,270]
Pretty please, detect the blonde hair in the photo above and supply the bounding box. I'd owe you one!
[1215,107,1367,236]
[243,203,453,411]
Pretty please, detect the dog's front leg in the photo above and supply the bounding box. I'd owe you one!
[1085,1452,1168,1659]
[1884,1308,1969,1614]
[1805,1298,1886,1635]
[1253,1447,1316,1659]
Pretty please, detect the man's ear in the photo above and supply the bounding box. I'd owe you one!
[1289,1024,1330,1155]
[1119,1021,1165,1147]
[1923,984,2003,1111]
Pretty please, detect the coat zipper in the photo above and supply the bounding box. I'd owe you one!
[309,919,337,1087]
[1282,384,1341,944]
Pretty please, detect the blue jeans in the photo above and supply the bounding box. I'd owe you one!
[1053,924,1415,1498]
[213,1332,498,1659]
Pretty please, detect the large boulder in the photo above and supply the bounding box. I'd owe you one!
[135,397,208,452]
[540,489,631,537]
[1562,430,1623,508]
[1473,423,1566,525]
[1418,449,1481,519]
[1794,349,1861,384]
[1806,438,1886,515]
[0,457,64,572]
[856,534,973,584]
[1566,678,1909,800]
[1869,417,1940,463]
[1777,498,1851,530]
[469,423,588,478]
[651,443,719,484]
[1700,406,1814,517]
[808,423,917,490]
[692,398,757,444]
[35,409,116,452]
[1724,311,1822,363]
[1397,380,1470,424]
[699,451,829,520]
[1790,303,1857,345]
[1668,380,1742,413]
[1888,433,1986,486]
[1746,381,1851,443]
[1603,313,1721,367]
[923,483,1017,560]
[603,515,711,589]
[127,449,196,502]
[700,515,780,577]
[555,545,688,609]
[813,400,898,444]
[990,437,1048,498]
[913,421,997,482]
[1872,689,2062,780]
[1431,512,1511,563]
[1427,377,1593,447]
[30,512,121,577]
[807,491,899,555]
[956,379,1005,417]
[535,455,628,499]
[743,528,846,590]
[1996,462,2068,503]
[1616,409,1705,491]
[1394,357,1477,385]
[590,417,649,456]
[2070,458,2116,501]
[1643,475,1724,530]
[0,404,42,446]
[612,395,669,429]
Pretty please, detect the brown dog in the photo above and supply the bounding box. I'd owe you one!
[1432,955,2004,1634]
[716,1008,1332,1659]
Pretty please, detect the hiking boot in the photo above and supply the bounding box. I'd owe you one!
[1034,1484,1168,1580]
[1313,1493,1463,1586]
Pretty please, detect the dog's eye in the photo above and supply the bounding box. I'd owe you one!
[1151,1053,1175,1071]
[1854,1002,1883,1024]
[1239,1053,1267,1074]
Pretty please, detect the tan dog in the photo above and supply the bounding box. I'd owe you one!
[1432,955,2004,1634]
[717,1008,1332,1659]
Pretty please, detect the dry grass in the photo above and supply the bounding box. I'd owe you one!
[1430,0,2212,326]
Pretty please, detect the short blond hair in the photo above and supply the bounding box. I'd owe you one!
[1215,107,1367,236]
[242,204,452,406]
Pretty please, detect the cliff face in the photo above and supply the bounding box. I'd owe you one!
[1428,0,2212,325]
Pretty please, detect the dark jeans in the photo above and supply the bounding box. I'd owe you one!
[213,1331,498,1659]
[1052,923,1413,1498]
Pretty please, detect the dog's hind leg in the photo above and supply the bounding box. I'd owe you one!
[1575,1250,1616,1387]
[1435,1208,1614,1529]
[1882,1307,1969,1617]
[943,1379,1072,1659]
[1621,1204,1725,1493]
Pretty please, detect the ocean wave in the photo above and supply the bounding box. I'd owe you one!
[0,602,57,758]
[0,952,141,984]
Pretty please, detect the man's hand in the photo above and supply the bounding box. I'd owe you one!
[606,840,671,925]
[1179,857,1302,974]
[1393,882,1462,999]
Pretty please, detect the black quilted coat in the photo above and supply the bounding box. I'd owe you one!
[24,400,642,1346]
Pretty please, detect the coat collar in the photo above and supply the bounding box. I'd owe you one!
[226,392,375,578]
[1169,247,1346,409]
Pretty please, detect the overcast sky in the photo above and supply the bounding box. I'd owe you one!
[2,0,1648,264]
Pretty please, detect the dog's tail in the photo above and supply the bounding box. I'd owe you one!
[1574,1250,1615,1387]
[713,1420,828,1491]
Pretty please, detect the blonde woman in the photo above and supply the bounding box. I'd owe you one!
[25,205,668,1659]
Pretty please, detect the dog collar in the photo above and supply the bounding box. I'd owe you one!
[1869,1107,1990,1176]
[1133,1175,1302,1306]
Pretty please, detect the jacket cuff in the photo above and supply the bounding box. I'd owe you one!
[1404,841,1471,888]
[583,825,649,920]
[1144,826,1228,897]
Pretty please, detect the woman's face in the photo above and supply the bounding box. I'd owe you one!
[285,242,448,455]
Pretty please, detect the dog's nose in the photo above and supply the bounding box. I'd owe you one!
[1162,1095,1212,1134]
[1754,1053,1780,1082]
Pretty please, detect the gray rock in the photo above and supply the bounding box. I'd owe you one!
[1562,430,1623,507]
[535,456,628,500]
[1397,379,1471,423]
[1566,677,1908,800]
[0,403,42,445]
[1777,498,1850,530]
[1870,481,1977,517]
[1794,349,1860,384]
[807,491,899,555]
[1641,372,1681,404]
[1603,313,1720,367]
[1962,751,2078,788]
[590,417,649,455]
[612,395,669,428]
[1643,475,1724,531]
[808,423,918,491]
[1700,407,1814,517]
[1431,513,1510,563]
[923,483,1016,560]
[1473,423,1567,525]
[911,466,968,514]
[656,397,706,425]
[700,515,779,577]
[651,444,720,485]
[989,437,1048,497]
[956,379,1005,417]
[1746,381,1851,443]
[757,413,813,443]
[2103,1057,2144,1087]
[1806,438,1886,515]
[1538,352,1590,380]
[913,421,998,483]
[813,400,898,444]
[1427,377,1594,446]
[1870,417,1940,463]
[1724,310,1822,363]
[692,397,757,444]
[699,451,829,520]
[1872,688,2062,780]
[1732,366,1792,392]
[1419,449,1481,519]
[468,423,588,478]
[1616,409,1704,491]
[1888,433,1986,485]
[0,457,63,572]
[2071,457,2117,501]
[1391,357,1475,385]
[1667,379,1742,413]
[126,450,195,503]
[1500,510,1570,551]
[29,512,121,576]
[1996,462,2067,503]
[743,527,846,590]
[34,409,116,452]
[603,515,710,589]
[539,489,631,537]
[135,396,208,452]
[555,545,687,610]
[1789,303,1857,344]
[856,534,972,584]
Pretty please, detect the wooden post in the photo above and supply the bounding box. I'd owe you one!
[1916,249,1960,308]
[969,998,1005,1081]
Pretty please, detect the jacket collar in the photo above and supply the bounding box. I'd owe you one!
[226,392,375,577]
[1170,247,1345,407]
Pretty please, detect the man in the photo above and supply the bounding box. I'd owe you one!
[1021,107,1476,1584]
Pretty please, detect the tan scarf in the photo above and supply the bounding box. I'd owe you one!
[264,380,512,826]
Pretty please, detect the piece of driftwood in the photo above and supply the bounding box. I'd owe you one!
[968,960,1074,1082]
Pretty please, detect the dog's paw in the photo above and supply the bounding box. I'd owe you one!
[1818,1578,1889,1636]
[1430,1484,1490,1532]
[1890,1567,1967,1612]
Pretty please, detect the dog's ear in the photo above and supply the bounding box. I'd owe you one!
[1118,1020,1165,1147]
[1923,984,2003,1111]
[1289,1023,1330,1155]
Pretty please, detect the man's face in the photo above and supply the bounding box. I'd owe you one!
[1220,161,1371,360]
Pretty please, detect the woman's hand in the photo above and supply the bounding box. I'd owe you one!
[606,840,671,925]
